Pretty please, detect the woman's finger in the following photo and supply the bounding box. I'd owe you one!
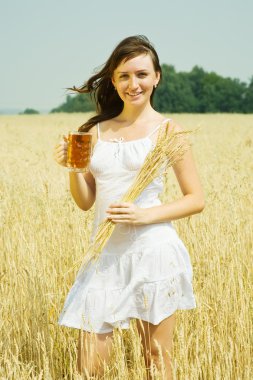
[110,217,133,223]
[54,148,67,156]
[109,202,133,208]
[107,207,131,214]
[53,138,68,167]
[54,146,63,154]
[57,153,66,160]
[54,152,65,161]
[108,211,133,219]
[55,143,66,150]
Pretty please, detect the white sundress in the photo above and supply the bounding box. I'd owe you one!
[58,119,196,333]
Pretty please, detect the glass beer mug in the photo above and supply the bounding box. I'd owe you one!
[66,131,92,172]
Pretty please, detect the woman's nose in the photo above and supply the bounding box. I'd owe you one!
[128,76,138,89]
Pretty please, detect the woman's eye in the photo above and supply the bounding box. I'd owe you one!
[138,73,147,78]
[119,74,128,79]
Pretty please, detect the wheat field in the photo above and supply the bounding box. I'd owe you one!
[0,113,252,379]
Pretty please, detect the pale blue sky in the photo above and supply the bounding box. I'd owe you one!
[1,0,252,112]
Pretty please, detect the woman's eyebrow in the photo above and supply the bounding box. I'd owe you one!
[117,69,149,74]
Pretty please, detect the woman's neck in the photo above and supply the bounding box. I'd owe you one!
[117,103,159,125]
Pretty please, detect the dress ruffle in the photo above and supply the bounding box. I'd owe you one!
[58,237,196,333]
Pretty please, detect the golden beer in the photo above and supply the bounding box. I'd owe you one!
[67,132,92,172]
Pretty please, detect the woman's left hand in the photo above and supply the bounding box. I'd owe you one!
[106,202,149,225]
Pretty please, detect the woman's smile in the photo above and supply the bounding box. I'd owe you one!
[126,91,143,98]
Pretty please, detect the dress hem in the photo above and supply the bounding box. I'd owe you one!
[58,303,196,334]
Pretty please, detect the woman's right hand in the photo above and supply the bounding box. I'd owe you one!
[53,135,68,167]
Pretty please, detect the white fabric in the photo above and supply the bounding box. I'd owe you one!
[58,119,196,333]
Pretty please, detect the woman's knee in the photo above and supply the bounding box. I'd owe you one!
[77,330,97,375]
[77,329,114,376]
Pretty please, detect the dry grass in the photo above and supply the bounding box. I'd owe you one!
[0,113,252,379]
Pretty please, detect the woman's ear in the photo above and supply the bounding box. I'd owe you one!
[155,71,161,86]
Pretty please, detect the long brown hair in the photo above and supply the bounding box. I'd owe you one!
[69,35,162,132]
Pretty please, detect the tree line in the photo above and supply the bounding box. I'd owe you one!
[51,65,253,113]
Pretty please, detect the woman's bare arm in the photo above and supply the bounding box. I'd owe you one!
[145,121,205,223]
[106,121,205,225]
[54,124,98,211]
[69,170,96,211]
[146,152,204,224]
[68,125,98,211]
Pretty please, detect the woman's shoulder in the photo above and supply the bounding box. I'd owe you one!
[88,124,99,148]
[166,118,184,133]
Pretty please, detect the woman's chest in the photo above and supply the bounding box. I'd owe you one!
[90,139,153,175]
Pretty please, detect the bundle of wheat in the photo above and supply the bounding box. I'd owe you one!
[76,122,195,277]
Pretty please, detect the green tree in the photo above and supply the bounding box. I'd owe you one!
[20,108,40,114]
[243,76,253,113]
[198,73,245,112]
[154,65,197,112]
[50,93,95,113]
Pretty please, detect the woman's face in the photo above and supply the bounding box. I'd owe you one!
[112,53,160,107]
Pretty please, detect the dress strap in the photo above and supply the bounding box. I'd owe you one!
[96,123,101,140]
[147,118,172,138]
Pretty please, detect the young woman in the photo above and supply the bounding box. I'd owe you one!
[54,35,205,379]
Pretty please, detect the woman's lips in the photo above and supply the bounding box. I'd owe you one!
[126,92,143,97]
